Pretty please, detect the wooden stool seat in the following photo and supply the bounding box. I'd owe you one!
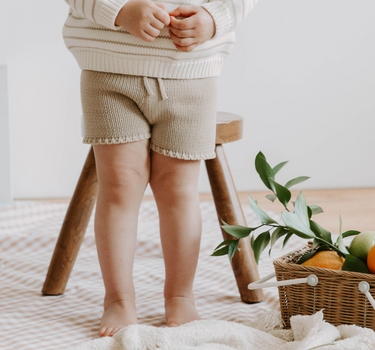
[42,111,264,303]
[215,112,243,144]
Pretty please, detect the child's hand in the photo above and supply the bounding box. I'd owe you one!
[115,0,170,42]
[168,6,216,52]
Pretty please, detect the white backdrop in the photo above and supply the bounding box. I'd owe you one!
[1,0,374,199]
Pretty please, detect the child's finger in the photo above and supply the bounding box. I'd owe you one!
[169,6,198,18]
[140,30,157,42]
[168,8,181,17]
[173,41,199,52]
[169,30,195,47]
[153,5,171,26]
[155,3,167,11]
[169,26,195,38]
[150,18,165,31]
[144,24,161,39]
[169,15,195,30]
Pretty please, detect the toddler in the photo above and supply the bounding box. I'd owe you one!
[62,0,257,338]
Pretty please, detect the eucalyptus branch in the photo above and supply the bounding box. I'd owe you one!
[254,223,288,230]
[270,189,290,212]
[211,151,364,271]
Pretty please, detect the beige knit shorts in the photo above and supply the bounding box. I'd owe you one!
[80,70,218,160]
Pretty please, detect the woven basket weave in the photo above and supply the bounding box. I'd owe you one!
[273,244,375,330]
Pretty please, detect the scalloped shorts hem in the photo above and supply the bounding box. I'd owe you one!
[150,143,216,161]
[82,133,151,145]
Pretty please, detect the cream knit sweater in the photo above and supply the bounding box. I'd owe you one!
[63,0,258,79]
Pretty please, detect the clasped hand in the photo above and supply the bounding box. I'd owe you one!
[115,0,215,52]
[168,6,215,52]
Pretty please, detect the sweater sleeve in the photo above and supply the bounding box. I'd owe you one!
[201,0,259,39]
[64,0,127,30]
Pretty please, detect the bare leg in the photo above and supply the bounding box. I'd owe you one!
[149,150,202,327]
[93,140,150,337]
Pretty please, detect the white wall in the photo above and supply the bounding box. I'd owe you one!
[0,63,12,204]
[1,0,374,199]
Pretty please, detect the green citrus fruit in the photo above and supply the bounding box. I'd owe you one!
[348,231,375,259]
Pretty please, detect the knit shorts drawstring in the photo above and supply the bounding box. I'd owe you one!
[143,76,168,100]
[157,78,168,100]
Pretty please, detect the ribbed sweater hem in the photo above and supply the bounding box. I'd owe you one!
[150,143,216,161]
[71,48,227,79]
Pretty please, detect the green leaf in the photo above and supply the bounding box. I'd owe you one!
[296,245,331,264]
[221,224,255,238]
[307,206,313,219]
[342,230,360,239]
[248,194,278,225]
[273,161,289,175]
[250,234,255,251]
[336,234,349,255]
[211,245,229,256]
[265,194,277,202]
[270,227,289,248]
[310,220,333,244]
[312,238,320,249]
[282,232,293,249]
[213,239,235,252]
[282,212,317,239]
[255,152,275,191]
[342,254,370,274]
[270,179,292,208]
[228,240,240,262]
[296,250,317,265]
[285,176,310,189]
[252,231,271,264]
[269,227,289,255]
[294,192,310,227]
[337,238,349,255]
[336,214,349,255]
[309,205,324,216]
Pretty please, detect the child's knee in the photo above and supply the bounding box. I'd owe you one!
[150,164,199,198]
[93,141,151,188]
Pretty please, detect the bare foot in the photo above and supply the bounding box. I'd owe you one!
[164,296,202,327]
[99,297,137,337]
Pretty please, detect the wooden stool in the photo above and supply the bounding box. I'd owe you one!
[42,112,264,303]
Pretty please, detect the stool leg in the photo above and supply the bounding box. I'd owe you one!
[205,144,265,303]
[42,146,98,295]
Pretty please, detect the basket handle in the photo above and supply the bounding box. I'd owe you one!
[359,281,375,310]
[248,272,319,290]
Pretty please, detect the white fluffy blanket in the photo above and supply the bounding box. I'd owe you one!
[71,310,375,350]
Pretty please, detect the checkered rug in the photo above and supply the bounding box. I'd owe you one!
[0,200,306,350]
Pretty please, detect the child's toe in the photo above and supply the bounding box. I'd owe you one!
[106,327,115,337]
[100,327,113,337]
[109,327,120,336]
[99,327,107,337]
[167,320,180,327]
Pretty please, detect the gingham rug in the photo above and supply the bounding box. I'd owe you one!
[0,200,306,350]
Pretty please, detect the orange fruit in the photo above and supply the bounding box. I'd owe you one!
[367,245,375,274]
[301,250,345,270]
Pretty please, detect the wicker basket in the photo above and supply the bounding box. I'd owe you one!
[272,244,375,330]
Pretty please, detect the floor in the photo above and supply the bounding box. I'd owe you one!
[0,199,287,350]
[4,187,374,349]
